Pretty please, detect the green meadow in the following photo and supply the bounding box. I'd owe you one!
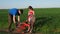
[0,8,60,34]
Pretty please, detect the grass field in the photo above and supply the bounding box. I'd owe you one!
[0,8,60,34]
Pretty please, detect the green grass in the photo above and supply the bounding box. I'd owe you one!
[0,8,60,34]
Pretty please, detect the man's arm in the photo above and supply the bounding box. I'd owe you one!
[13,15,16,23]
[18,10,21,14]
[18,16,20,22]
[17,10,21,22]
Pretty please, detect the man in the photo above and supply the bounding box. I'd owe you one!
[8,8,22,31]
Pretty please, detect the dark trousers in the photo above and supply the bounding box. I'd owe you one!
[8,14,13,30]
[8,14,17,31]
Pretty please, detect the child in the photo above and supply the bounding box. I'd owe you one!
[16,21,30,33]
[28,6,35,33]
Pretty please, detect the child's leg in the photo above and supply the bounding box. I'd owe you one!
[28,17,32,32]
[29,17,35,33]
[28,17,31,24]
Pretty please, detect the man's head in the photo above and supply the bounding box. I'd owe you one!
[17,9,23,16]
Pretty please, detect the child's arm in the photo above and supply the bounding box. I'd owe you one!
[28,11,30,16]
[33,11,35,16]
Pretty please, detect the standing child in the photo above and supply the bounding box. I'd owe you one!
[28,6,35,33]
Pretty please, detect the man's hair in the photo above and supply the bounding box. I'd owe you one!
[28,6,33,10]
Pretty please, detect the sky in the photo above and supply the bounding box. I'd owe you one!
[0,0,60,9]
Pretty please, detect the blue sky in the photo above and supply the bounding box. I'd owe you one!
[0,0,60,9]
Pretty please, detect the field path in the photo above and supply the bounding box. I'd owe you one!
[0,29,42,34]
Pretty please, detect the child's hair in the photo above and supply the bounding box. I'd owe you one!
[28,6,33,10]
